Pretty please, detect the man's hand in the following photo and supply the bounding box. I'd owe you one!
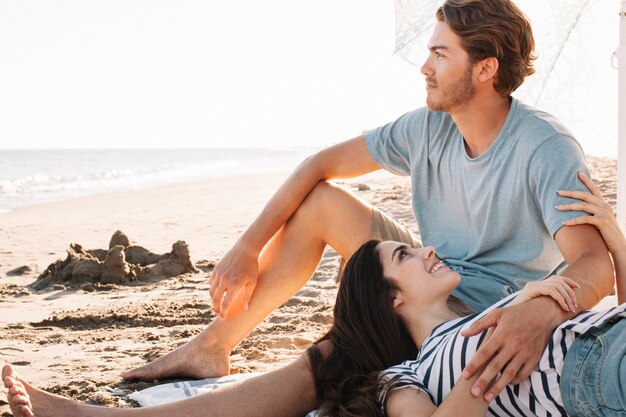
[460,297,564,401]
[208,246,259,318]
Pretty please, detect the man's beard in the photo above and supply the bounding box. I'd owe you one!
[426,65,476,112]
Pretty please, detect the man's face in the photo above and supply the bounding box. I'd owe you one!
[421,21,476,112]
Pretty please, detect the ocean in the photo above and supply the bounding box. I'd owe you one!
[0,148,316,214]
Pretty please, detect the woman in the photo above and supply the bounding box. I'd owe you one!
[4,172,626,417]
[309,171,626,417]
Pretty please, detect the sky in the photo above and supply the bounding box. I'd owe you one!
[0,0,619,157]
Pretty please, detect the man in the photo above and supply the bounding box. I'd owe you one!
[122,0,613,409]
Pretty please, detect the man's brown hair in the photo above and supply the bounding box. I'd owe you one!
[437,0,536,97]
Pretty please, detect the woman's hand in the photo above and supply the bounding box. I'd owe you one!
[557,171,626,256]
[511,275,579,311]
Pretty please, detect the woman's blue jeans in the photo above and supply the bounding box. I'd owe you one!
[561,312,626,416]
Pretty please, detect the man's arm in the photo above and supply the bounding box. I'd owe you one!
[460,224,614,401]
[209,135,381,316]
[558,171,626,303]
[553,224,615,308]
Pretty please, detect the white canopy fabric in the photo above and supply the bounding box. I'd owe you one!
[618,0,626,231]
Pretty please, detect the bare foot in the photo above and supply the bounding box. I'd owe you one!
[2,364,80,417]
[120,334,230,381]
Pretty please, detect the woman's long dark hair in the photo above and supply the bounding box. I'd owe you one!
[307,240,473,416]
[307,240,415,416]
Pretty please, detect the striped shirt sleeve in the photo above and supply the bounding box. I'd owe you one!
[378,361,432,414]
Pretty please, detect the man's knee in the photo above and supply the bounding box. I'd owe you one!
[295,181,347,222]
[289,181,372,255]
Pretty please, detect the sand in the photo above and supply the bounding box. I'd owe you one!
[0,156,618,415]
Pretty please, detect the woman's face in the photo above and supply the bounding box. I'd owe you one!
[377,241,461,308]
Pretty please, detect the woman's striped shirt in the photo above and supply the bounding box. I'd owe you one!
[378,293,626,416]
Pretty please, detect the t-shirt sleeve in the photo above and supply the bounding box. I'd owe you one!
[365,109,427,176]
[378,361,431,414]
[527,135,590,238]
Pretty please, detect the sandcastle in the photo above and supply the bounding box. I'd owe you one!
[31,231,198,290]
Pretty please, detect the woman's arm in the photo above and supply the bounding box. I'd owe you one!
[387,369,488,417]
[557,172,626,303]
[508,275,579,311]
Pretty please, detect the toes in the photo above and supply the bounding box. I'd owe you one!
[120,365,144,379]
[119,370,134,379]
[4,375,16,389]
[2,364,14,380]
[14,404,35,417]
[120,364,157,381]
[5,376,23,390]
[120,370,138,380]
[2,364,18,387]
[14,393,30,405]
[9,382,27,396]
[4,365,35,417]
[9,395,33,417]
[3,364,25,389]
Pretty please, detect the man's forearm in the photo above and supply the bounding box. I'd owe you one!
[533,256,615,331]
[523,252,614,332]
[234,155,327,254]
[234,135,379,255]
[554,224,615,316]
[560,250,614,313]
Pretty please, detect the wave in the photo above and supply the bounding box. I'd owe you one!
[0,148,314,212]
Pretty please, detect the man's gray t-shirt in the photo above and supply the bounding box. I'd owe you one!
[366,98,590,312]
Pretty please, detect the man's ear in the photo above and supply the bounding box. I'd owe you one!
[475,57,499,83]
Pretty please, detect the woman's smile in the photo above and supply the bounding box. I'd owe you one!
[428,259,448,273]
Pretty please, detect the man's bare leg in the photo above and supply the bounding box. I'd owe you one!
[4,355,318,417]
[121,181,375,380]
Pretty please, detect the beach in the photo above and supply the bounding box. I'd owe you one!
[0,155,618,415]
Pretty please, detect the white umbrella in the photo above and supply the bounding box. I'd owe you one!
[395,0,622,226]
[618,1,626,231]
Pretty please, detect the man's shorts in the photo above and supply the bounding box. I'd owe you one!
[336,207,421,282]
[369,207,422,248]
